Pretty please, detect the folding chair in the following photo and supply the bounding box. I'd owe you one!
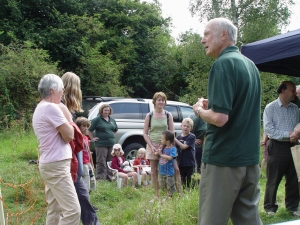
[107,161,123,188]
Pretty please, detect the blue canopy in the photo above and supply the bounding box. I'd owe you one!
[241,29,300,76]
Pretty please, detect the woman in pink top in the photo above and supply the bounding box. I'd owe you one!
[32,74,80,225]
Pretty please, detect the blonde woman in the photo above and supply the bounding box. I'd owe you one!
[60,72,100,225]
[61,72,83,120]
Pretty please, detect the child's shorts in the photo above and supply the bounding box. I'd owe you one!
[160,175,176,196]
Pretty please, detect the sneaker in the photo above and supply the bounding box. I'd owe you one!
[267,211,275,216]
[92,205,99,212]
[291,211,300,217]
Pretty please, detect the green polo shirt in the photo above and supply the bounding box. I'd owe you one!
[89,115,118,147]
[203,46,261,167]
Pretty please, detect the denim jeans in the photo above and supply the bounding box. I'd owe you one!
[74,178,100,225]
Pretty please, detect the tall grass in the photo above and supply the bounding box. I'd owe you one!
[0,128,299,224]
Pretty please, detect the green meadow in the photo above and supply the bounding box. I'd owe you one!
[0,128,299,225]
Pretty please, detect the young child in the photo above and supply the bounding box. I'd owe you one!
[174,118,196,189]
[111,144,138,189]
[156,130,177,197]
[133,148,151,186]
[75,117,97,192]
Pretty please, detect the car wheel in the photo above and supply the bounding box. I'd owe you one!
[123,143,145,160]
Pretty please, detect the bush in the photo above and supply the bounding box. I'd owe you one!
[0,42,59,130]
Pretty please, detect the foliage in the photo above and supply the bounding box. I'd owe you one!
[176,32,214,105]
[80,41,130,97]
[185,0,296,112]
[0,0,176,99]
[189,0,294,45]
[260,72,291,112]
[0,42,58,130]
[0,0,298,124]
[96,0,175,98]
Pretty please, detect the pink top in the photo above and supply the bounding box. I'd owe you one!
[82,135,91,164]
[32,101,72,163]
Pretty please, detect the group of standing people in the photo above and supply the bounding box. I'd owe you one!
[32,72,100,225]
[193,17,300,225]
[32,16,300,225]
[142,92,205,198]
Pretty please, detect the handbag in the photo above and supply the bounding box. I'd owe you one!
[291,145,300,182]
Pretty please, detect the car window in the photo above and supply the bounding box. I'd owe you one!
[180,106,194,120]
[141,103,149,119]
[110,103,141,119]
[76,101,101,118]
[164,105,179,122]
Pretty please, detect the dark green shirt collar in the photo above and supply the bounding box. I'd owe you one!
[218,46,239,58]
[100,114,111,121]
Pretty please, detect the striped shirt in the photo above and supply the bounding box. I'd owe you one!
[263,97,300,141]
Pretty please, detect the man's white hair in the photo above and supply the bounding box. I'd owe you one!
[209,18,238,44]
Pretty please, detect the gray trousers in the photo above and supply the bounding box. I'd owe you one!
[198,164,262,225]
[95,146,113,180]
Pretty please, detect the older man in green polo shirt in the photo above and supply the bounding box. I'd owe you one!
[193,18,262,225]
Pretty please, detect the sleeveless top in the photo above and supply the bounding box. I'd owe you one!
[149,117,167,143]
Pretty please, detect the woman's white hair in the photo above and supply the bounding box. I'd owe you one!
[111,143,124,156]
[38,74,63,98]
[210,18,238,44]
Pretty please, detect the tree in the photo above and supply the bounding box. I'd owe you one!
[96,0,175,98]
[176,32,214,105]
[0,42,59,129]
[80,41,130,97]
[187,0,295,113]
[0,0,177,99]
[189,0,294,44]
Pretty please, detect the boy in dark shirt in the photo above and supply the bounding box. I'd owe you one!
[174,118,196,189]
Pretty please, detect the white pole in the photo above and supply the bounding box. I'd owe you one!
[0,187,5,225]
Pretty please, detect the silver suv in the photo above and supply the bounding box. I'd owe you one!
[88,98,194,160]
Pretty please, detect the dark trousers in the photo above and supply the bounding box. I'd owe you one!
[179,166,194,188]
[264,139,299,212]
[195,146,203,173]
[74,178,100,225]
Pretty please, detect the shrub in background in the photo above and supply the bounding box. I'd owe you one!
[0,42,59,130]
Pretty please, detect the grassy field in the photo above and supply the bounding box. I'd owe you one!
[0,128,299,225]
